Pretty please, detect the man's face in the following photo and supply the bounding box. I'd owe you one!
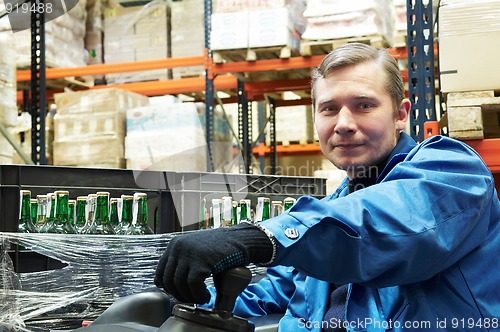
[314,61,409,179]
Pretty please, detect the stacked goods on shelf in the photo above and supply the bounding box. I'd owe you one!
[272,104,315,145]
[439,0,500,93]
[211,0,306,58]
[125,95,233,172]
[12,0,90,69]
[439,0,500,142]
[52,88,149,168]
[0,32,18,164]
[197,104,234,171]
[301,0,395,51]
[170,0,205,79]
[224,101,325,176]
[393,0,407,47]
[103,0,170,83]
[444,90,500,140]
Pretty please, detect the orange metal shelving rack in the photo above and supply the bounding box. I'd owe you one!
[15,46,499,173]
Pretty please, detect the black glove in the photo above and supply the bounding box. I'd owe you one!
[155,222,274,304]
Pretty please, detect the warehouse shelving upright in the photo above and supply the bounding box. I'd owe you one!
[16,0,500,176]
[406,0,438,143]
[29,5,47,165]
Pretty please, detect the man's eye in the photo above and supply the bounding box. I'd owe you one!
[322,106,338,112]
[358,103,373,109]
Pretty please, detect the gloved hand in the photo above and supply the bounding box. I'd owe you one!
[155,222,275,304]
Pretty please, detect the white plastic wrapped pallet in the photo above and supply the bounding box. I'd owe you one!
[0,31,18,164]
[301,0,395,45]
[53,88,149,168]
[211,0,306,51]
[125,97,233,172]
[439,0,500,93]
[103,0,170,83]
[11,0,89,68]
[170,0,205,79]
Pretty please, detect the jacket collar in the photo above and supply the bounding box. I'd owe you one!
[332,132,417,197]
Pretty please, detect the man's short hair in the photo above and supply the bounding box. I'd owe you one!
[311,43,405,115]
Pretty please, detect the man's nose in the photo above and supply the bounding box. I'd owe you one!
[334,107,356,134]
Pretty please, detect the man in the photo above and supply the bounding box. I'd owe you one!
[155,43,500,331]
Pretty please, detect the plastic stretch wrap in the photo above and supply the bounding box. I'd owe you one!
[439,0,500,37]
[0,232,267,331]
[104,0,170,83]
[301,0,394,44]
[0,232,171,331]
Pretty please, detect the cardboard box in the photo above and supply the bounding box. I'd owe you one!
[211,11,249,50]
[54,111,126,142]
[170,0,205,78]
[103,1,170,83]
[52,89,149,168]
[125,102,207,171]
[53,135,125,167]
[248,7,297,48]
[439,1,500,93]
[54,88,149,115]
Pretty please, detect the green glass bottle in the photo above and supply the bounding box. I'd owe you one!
[239,199,250,223]
[262,197,270,221]
[127,193,153,235]
[283,197,296,211]
[30,198,38,228]
[199,198,209,230]
[87,192,115,235]
[18,190,37,233]
[68,199,76,228]
[231,200,238,226]
[211,198,221,229]
[221,196,233,227]
[256,197,270,222]
[81,193,97,234]
[109,197,120,231]
[35,194,48,231]
[271,201,284,218]
[75,196,87,234]
[47,190,76,234]
[116,194,133,235]
[245,199,254,221]
[40,193,56,233]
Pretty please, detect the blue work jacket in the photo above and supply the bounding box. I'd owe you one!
[208,133,500,331]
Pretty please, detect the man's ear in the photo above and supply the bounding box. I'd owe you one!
[396,99,410,131]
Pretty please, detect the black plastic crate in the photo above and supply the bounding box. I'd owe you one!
[1,165,326,233]
[0,165,178,234]
[170,172,326,230]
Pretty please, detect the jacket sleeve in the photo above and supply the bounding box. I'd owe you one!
[262,136,496,288]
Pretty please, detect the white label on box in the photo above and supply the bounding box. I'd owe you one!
[74,121,82,136]
[211,11,249,50]
[89,119,97,133]
[104,119,113,132]
[81,143,89,160]
[58,122,66,138]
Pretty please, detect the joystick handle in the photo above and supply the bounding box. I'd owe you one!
[213,267,252,317]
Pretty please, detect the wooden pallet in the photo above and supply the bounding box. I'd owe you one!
[393,31,408,48]
[300,34,391,56]
[172,66,205,80]
[17,75,95,91]
[446,90,500,140]
[213,45,298,64]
